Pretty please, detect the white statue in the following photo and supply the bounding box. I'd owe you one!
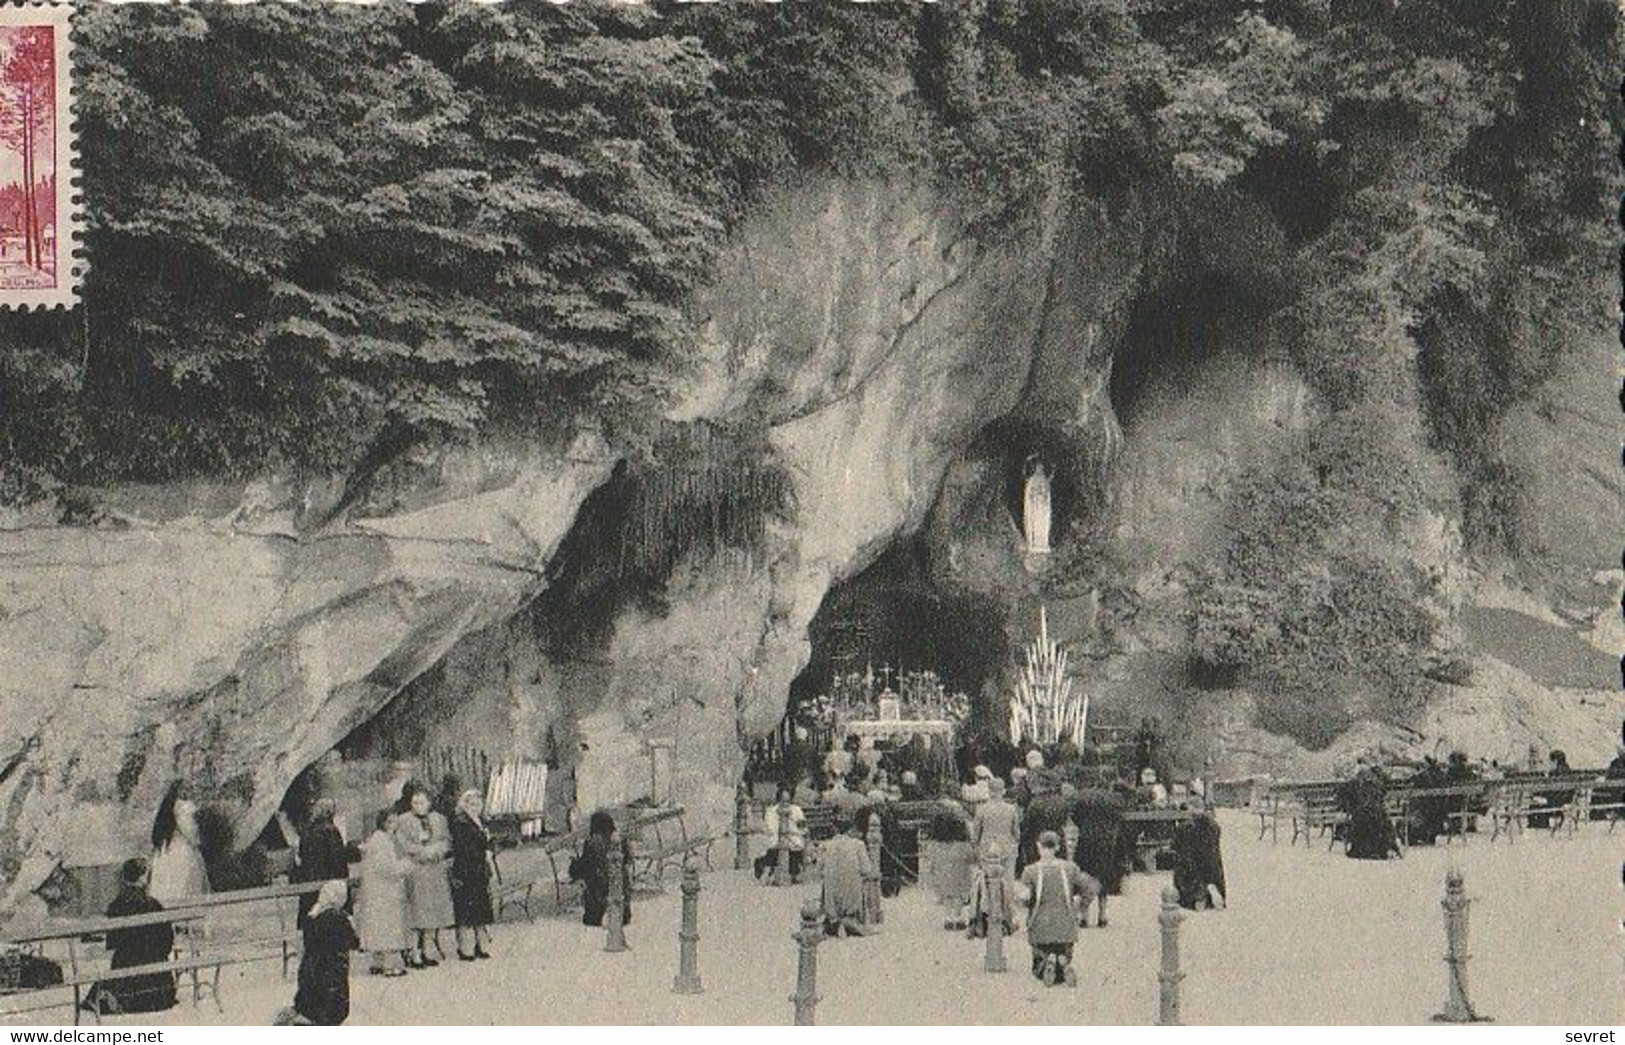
[1022,456,1052,554]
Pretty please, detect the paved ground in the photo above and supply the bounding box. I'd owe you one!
[63,811,1625,1026]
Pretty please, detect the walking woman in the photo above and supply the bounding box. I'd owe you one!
[449,789,496,960]
[149,781,209,903]
[357,811,411,977]
[294,880,360,1025]
[393,783,455,966]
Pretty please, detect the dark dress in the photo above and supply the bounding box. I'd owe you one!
[1020,792,1071,873]
[1341,769,1400,860]
[91,888,177,1014]
[449,812,495,928]
[1408,760,1450,845]
[1172,814,1227,910]
[294,907,359,1026]
[1071,789,1128,895]
[295,820,359,926]
[571,835,632,928]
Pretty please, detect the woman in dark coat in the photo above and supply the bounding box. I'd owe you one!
[1171,809,1227,910]
[570,810,632,928]
[296,798,359,926]
[1341,764,1401,859]
[450,789,496,960]
[294,880,360,1026]
[88,858,177,1015]
[1070,787,1127,927]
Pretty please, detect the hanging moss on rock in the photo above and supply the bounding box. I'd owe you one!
[620,420,793,582]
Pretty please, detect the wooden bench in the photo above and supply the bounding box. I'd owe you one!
[1488,772,1609,840]
[625,806,718,888]
[2,908,212,1025]
[164,878,346,978]
[1122,808,1197,869]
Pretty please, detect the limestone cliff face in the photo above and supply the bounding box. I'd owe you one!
[1,176,1616,915]
[0,178,1158,908]
[364,180,1157,833]
[0,437,613,912]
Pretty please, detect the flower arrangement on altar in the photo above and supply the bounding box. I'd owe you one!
[815,667,970,726]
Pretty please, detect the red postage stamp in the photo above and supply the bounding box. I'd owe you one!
[0,3,74,309]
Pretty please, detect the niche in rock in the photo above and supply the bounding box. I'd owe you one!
[979,418,1092,555]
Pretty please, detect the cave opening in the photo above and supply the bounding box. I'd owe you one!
[786,534,1012,733]
[1109,273,1238,427]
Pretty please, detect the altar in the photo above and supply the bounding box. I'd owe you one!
[841,719,956,740]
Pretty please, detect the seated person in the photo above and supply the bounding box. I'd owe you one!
[87,858,178,1015]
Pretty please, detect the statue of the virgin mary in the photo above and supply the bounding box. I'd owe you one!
[1022,456,1052,554]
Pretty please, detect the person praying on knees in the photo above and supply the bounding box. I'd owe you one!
[571,810,633,928]
[394,782,455,966]
[449,789,496,961]
[294,880,360,1026]
[357,811,411,977]
[1018,831,1096,987]
[819,819,874,938]
[149,781,209,903]
[86,858,177,1016]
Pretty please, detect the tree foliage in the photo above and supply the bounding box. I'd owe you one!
[0,0,1613,542]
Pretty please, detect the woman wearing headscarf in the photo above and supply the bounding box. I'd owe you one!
[570,810,632,928]
[357,811,411,977]
[294,880,360,1026]
[450,789,496,960]
[393,782,455,966]
[149,781,209,903]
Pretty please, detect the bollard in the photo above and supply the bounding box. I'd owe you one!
[604,832,630,953]
[790,899,822,1025]
[982,853,1008,973]
[1157,886,1184,1025]
[865,818,885,926]
[735,782,751,872]
[773,799,793,886]
[1431,869,1492,1023]
[672,861,703,994]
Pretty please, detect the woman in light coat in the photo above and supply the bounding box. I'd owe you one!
[358,811,411,976]
[393,784,454,966]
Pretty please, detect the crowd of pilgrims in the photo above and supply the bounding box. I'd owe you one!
[1337,740,1625,859]
[87,778,500,1024]
[755,739,1227,988]
[79,724,1625,1017]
